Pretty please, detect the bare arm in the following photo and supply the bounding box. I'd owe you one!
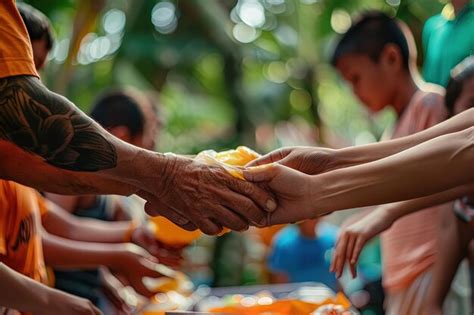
[334,108,474,167]
[314,127,474,214]
[250,108,474,175]
[245,127,474,224]
[330,184,473,277]
[0,76,276,234]
[41,231,163,297]
[0,263,101,314]
[41,200,131,243]
[424,210,472,315]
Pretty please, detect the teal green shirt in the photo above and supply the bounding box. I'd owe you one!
[422,2,474,87]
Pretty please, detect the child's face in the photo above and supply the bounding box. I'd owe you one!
[454,76,474,115]
[336,54,395,112]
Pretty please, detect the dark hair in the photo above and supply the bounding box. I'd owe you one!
[445,56,474,115]
[90,89,146,137]
[17,3,54,51]
[331,11,410,69]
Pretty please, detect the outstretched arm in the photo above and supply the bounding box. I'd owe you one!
[0,76,276,234]
[245,126,474,224]
[0,263,101,315]
[249,108,474,175]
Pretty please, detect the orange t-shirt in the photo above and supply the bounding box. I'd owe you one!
[0,180,47,285]
[381,86,449,292]
[0,0,38,78]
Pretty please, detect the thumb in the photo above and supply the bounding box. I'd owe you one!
[243,163,279,182]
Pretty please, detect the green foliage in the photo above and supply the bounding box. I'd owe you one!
[24,0,446,154]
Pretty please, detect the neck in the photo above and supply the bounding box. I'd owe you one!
[392,71,419,116]
[452,0,469,14]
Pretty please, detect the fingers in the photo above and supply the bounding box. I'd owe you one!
[220,189,266,226]
[246,148,289,167]
[243,163,279,183]
[345,235,357,272]
[194,217,223,235]
[351,234,367,272]
[143,197,197,231]
[210,204,249,231]
[91,304,103,315]
[229,173,277,212]
[331,233,349,278]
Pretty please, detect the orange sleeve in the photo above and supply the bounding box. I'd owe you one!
[0,182,13,255]
[0,0,39,78]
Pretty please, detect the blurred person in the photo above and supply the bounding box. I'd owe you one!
[321,12,465,315]
[0,0,277,236]
[0,180,166,315]
[425,56,474,315]
[249,11,467,314]
[17,2,53,71]
[267,218,338,291]
[45,89,183,311]
[422,0,473,87]
[329,56,474,315]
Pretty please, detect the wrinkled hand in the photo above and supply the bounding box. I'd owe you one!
[142,155,277,235]
[110,244,165,298]
[330,207,393,278]
[40,289,102,315]
[131,225,184,267]
[243,163,318,225]
[247,146,336,175]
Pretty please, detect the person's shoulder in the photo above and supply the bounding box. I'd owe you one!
[416,84,446,109]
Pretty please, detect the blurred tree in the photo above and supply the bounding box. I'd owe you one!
[23,0,445,153]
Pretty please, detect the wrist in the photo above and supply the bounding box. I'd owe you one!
[308,175,332,217]
[335,147,368,169]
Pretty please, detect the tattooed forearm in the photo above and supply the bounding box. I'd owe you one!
[0,76,117,171]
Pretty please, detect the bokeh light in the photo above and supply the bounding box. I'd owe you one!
[330,9,351,34]
[151,1,178,34]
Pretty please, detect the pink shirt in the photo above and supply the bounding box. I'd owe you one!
[381,87,449,292]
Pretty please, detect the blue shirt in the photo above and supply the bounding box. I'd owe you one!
[268,223,338,291]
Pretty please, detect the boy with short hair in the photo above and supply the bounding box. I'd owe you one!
[331,11,464,315]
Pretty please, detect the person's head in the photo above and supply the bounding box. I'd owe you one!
[17,3,54,71]
[298,218,320,239]
[90,89,150,148]
[445,56,474,116]
[331,11,416,112]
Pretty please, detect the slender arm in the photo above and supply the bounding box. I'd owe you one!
[313,127,474,214]
[41,200,131,243]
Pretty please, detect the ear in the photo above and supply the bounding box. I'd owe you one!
[381,44,403,71]
[108,126,132,142]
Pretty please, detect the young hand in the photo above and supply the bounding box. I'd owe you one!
[110,244,166,297]
[247,146,337,175]
[330,207,394,278]
[131,225,184,267]
[243,163,320,225]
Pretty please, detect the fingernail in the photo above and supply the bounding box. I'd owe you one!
[266,199,277,211]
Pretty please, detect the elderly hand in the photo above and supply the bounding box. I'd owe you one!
[247,146,337,175]
[141,154,277,235]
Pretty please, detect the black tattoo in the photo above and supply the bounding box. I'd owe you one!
[0,76,117,171]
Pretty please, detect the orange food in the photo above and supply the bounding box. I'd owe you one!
[209,292,351,315]
[149,216,201,246]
